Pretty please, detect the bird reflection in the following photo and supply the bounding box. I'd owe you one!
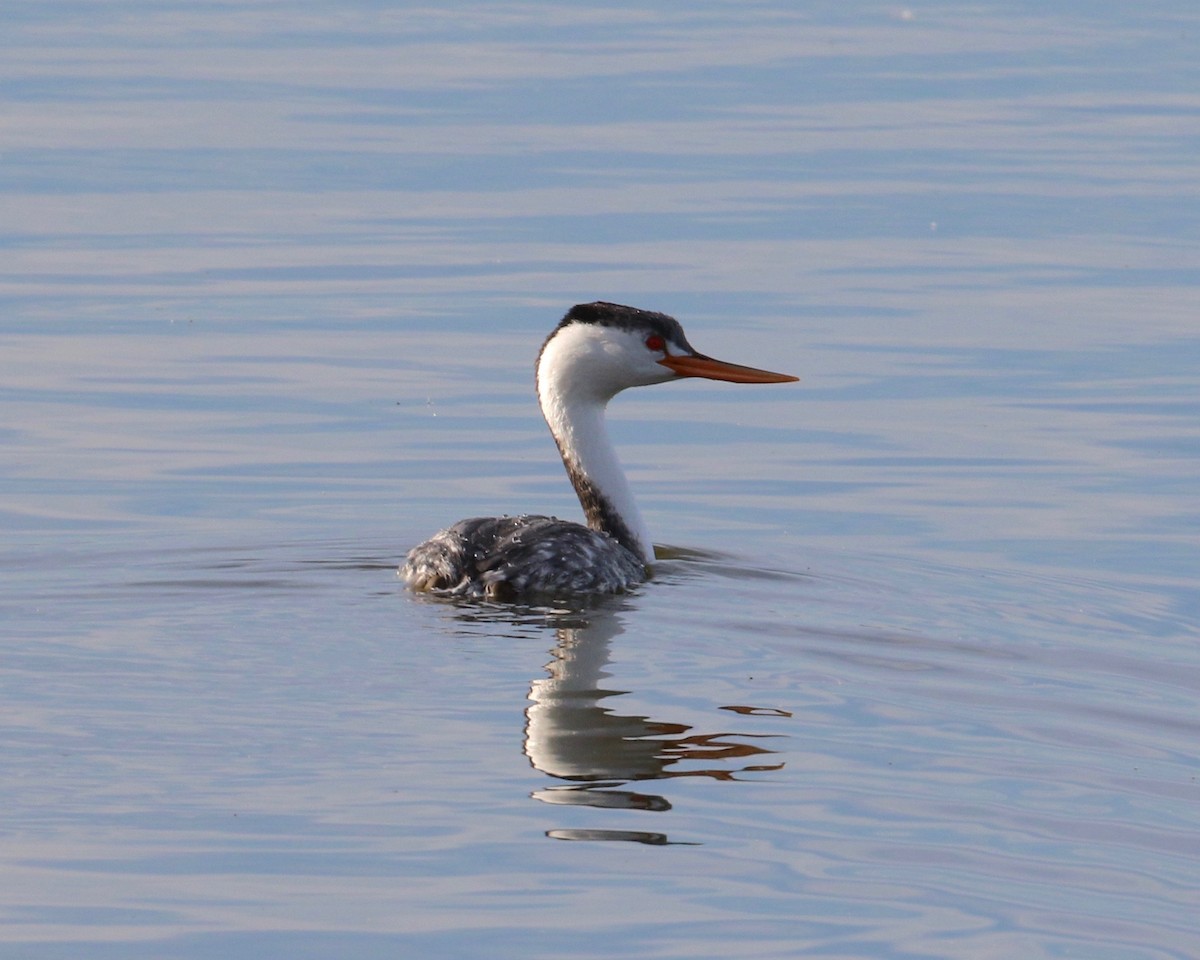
[522,601,787,844]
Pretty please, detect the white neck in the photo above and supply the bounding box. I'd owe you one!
[536,329,658,564]
[538,385,654,564]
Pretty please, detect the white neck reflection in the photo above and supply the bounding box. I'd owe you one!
[523,603,787,841]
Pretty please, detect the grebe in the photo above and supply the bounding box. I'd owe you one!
[401,302,797,599]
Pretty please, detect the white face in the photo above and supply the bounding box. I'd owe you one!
[538,322,686,402]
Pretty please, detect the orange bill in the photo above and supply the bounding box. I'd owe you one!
[659,352,799,383]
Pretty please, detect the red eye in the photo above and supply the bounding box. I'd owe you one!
[645,334,666,352]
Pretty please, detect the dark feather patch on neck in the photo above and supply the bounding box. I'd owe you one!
[560,450,646,560]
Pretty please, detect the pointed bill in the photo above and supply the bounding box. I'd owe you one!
[658,352,798,383]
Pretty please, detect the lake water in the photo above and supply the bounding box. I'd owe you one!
[2,2,1198,958]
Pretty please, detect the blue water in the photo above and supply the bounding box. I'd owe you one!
[2,2,1198,958]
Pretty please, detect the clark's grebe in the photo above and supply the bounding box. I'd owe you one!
[401,302,797,598]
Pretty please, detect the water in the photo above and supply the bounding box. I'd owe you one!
[3,2,1199,958]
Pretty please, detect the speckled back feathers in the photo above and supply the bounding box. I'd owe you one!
[401,515,646,599]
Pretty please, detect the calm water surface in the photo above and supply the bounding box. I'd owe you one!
[2,3,1198,959]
